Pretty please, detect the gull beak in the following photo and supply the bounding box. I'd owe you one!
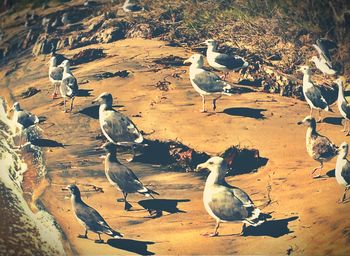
[195,163,207,172]
[62,185,69,191]
[92,96,100,104]
[297,121,303,125]
[183,58,191,64]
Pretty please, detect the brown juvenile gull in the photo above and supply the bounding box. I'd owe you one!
[92,92,143,162]
[298,65,332,122]
[196,157,267,237]
[336,77,350,135]
[66,184,123,243]
[335,142,350,203]
[184,54,237,113]
[103,142,158,211]
[298,116,338,178]
[204,39,248,80]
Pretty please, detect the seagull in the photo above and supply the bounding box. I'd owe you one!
[60,62,78,113]
[184,54,237,113]
[92,92,144,161]
[10,102,39,146]
[204,39,248,80]
[335,142,350,203]
[49,56,65,99]
[61,13,69,26]
[310,56,337,77]
[103,142,158,211]
[66,184,123,243]
[298,65,332,122]
[297,116,338,178]
[122,0,143,12]
[336,77,350,135]
[313,38,337,68]
[196,156,267,237]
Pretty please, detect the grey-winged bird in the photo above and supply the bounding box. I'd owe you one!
[66,184,123,243]
[196,156,267,237]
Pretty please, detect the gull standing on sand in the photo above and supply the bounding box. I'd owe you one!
[49,56,68,99]
[92,92,143,161]
[298,116,338,178]
[122,0,143,12]
[298,65,331,122]
[336,77,350,135]
[10,102,39,145]
[103,142,158,211]
[196,157,268,237]
[204,39,248,80]
[60,61,78,112]
[66,184,123,243]
[184,54,237,113]
[335,142,350,203]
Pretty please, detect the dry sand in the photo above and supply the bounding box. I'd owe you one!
[1,38,350,255]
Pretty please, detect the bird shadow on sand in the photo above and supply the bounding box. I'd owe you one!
[31,138,66,148]
[242,216,298,238]
[325,169,335,177]
[77,89,94,97]
[323,117,343,126]
[78,105,99,119]
[138,198,190,218]
[222,107,266,119]
[107,238,155,255]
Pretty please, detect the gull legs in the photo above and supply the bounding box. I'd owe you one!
[341,119,350,136]
[122,191,132,211]
[202,220,220,237]
[339,186,350,203]
[126,145,136,162]
[310,108,323,123]
[311,162,323,178]
[95,234,104,243]
[213,95,222,112]
[52,83,59,99]
[78,229,88,239]
[200,95,207,113]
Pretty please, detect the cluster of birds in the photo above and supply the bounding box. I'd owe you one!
[7,1,350,245]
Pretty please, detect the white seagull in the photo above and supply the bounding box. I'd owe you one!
[336,77,350,135]
[49,57,69,99]
[184,54,237,113]
[92,92,143,161]
[335,142,350,203]
[122,0,143,12]
[298,65,331,122]
[204,39,248,80]
[196,157,267,237]
[60,62,78,113]
[10,102,39,145]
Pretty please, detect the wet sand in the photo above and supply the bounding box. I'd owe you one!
[1,38,350,255]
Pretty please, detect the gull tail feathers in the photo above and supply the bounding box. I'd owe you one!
[244,207,269,227]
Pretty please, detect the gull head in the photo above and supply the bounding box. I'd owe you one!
[297,115,316,128]
[183,54,204,67]
[66,184,80,196]
[338,142,348,158]
[196,156,227,173]
[92,92,113,105]
[60,60,70,68]
[12,102,21,111]
[298,65,311,75]
[204,39,217,47]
